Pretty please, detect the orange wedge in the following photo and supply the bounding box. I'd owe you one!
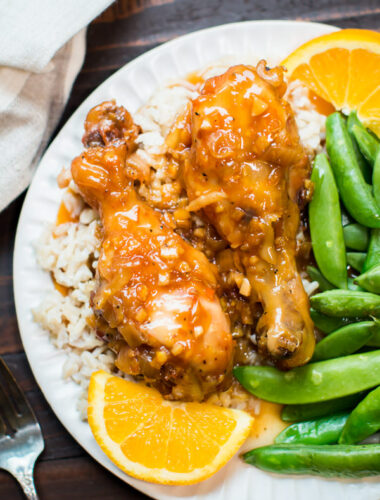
[87,371,254,485]
[281,29,380,135]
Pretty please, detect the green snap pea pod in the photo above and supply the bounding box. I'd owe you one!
[367,336,380,347]
[373,149,380,207]
[310,308,355,333]
[306,268,363,292]
[343,223,369,251]
[352,124,380,166]
[367,321,380,347]
[347,111,372,183]
[306,266,361,291]
[306,266,335,291]
[347,277,365,292]
[309,153,347,288]
[355,264,380,293]
[275,413,349,445]
[363,228,380,272]
[312,321,375,361]
[233,350,380,404]
[326,113,380,228]
[281,392,366,422]
[243,444,380,478]
[310,290,380,317]
[340,386,380,444]
[347,252,366,272]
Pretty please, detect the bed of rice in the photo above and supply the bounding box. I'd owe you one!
[33,61,325,420]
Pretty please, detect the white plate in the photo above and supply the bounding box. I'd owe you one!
[13,20,380,500]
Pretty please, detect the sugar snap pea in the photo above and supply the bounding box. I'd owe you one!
[309,153,347,288]
[281,392,366,422]
[310,308,355,333]
[310,290,380,317]
[367,321,380,347]
[373,149,380,207]
[347,277,365,292]
[306,266,334,291]
[367,337,380,347]
[233,350,380,404]
[347,252,366,272]
[352,124,380,166]
[347,111,372,182]
[326,113,380,228]
[307,266,360,292]
[355,264,380,293]
[363,229,380,272]
[343,223,369,251]
[275,413,349,445]
[340,386,380,444]
[312,321,375,361]
[243,444,380,478]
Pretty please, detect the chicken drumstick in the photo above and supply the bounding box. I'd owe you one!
[71,101,233,400]
[179,63,315,367]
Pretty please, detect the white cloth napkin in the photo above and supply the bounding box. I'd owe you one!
[0,0,114,211]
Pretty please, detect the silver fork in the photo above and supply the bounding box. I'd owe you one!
[0,357,44,499]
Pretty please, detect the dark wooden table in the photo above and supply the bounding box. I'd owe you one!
[0,1,379,498]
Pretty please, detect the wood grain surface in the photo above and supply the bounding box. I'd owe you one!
[0,0,378,498]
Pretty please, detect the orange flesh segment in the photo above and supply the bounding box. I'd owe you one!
[104,381,238,472]
[87,371,254,484]
[291,63,330,102]
[282,29,380,135]
[309,48,349,109]
[348,49,380,109]
[359,87,380,122]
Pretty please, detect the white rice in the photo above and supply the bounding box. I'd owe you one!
[33,215,114,417]
[302,278,320,296]
[33,62,326,419]
[286,80,327,153]
[134,84,198,140]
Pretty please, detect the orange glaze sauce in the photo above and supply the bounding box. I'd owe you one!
[187,71,335,116]
[55,199,79,225]
[186,70,206,89]
[52,197,79,296]
[308,89,335,116]
[52,279,69,297]
[244,401,288,449]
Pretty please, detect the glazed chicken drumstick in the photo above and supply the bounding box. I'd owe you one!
[178,63,315,367]
[71,102,233,401]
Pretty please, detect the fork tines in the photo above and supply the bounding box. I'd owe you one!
[0,358,39,435]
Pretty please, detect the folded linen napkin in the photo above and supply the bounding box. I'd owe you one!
[0,0,114,211]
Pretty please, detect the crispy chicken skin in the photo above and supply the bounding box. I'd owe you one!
[71,101,233,401]
[174,62,315,367]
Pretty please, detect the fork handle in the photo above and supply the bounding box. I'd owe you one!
[12,467,39,500]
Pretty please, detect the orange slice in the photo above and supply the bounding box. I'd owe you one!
[281,29,380,135]
[87,371,254,485]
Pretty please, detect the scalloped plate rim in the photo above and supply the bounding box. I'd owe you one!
[13,19,380,500]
